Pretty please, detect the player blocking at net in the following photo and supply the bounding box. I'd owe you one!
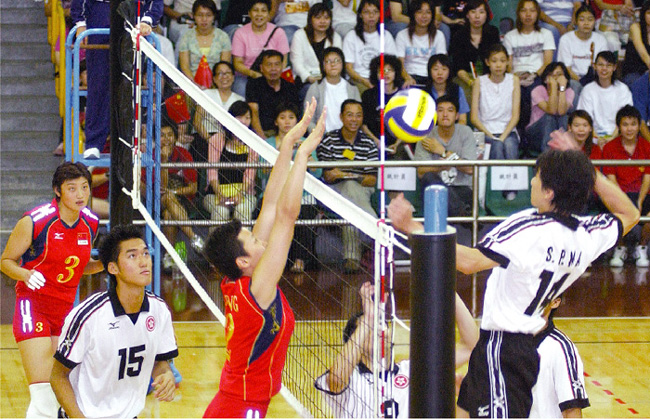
[202,98,326,418]
[388,130,640,418]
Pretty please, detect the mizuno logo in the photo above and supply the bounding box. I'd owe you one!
[108,321,120,330]
[54,232,64,240]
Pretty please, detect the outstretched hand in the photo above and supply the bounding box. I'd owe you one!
[388,193,420,234]
[548,129,580,151]
[284,97,317,149]
[298,107,326,156]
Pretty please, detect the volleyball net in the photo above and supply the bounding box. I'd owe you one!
[122,30,412,417]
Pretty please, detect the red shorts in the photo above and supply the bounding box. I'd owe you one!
[203,391,269,418]
[13,292,73,342]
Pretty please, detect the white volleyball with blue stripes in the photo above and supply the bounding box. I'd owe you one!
[384,88,437,143]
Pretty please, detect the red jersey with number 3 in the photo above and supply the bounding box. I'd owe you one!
[219,276,295,403]
[16,199,99,303]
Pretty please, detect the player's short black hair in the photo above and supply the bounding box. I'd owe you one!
[535,150,595,215]
[616,105,642,128]
[98,225,145,289]
[52,161,92,201]
[203,219,248,280]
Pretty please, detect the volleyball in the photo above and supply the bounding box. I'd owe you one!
[384,88,437,143]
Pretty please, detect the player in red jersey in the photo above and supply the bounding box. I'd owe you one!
[202,98,326,418]
[0,161,104,418]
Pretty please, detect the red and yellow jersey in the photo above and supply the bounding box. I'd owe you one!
[219,276,295,403]
[17,199,99,304]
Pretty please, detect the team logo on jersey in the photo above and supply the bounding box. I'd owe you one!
[108,321,120,330]
[54,232,64,240]
[394,374,409,389]
[77,233,89,246]
[60,337,73,352]
[146,316,155,331]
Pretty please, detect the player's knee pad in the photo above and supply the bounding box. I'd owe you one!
[26,383,59,418]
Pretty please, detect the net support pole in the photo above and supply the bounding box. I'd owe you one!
[408,185,456,418]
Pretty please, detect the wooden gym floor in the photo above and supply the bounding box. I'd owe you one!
[1,262,650,417]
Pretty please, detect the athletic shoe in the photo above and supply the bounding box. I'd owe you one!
[83,147,100,159]
[191,235,204,252]
[609,246,627,267]
[634,245,649,267]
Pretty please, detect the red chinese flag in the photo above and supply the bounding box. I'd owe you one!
[165,92,190,123]
[194,55,213,89]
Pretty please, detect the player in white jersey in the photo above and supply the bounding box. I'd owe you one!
[51,225,178,418]
[388,132,639,418]
[530,296,589,418]
[314,281,479,418]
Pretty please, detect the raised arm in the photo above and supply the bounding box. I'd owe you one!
[252,98,317,242]
[250,105,326,308]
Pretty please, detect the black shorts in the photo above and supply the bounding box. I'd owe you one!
[457,329,539,418]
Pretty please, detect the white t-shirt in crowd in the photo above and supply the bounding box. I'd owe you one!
[395,29,447,78]
[557,31,609,78]
[332,0,358,30]
[503,28,556,73]
[478,73,515,134]
[577,80,633,137]
[343,30,397,79]
[273,0,320,28]
[324,79,350,131]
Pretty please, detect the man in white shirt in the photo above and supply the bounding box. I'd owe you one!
[388,131,639,418]
[51,226,178,418]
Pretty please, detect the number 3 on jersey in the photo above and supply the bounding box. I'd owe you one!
[524,270,569,316]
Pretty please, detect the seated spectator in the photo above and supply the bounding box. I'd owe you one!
[194,61,244,142]
[577,51,633,143]
[246,49,300,137]
[164,0,217,44]
[361,55,403,155]
[178,0,231,82]
[426,54,470,125]
[537,0,580,49]
[305,47,360,132]
[395,0,447,86]
[602,105,650,267]
[317,99,378,274]
[526,62,575,153]
[503,0,555,135]
[414,95,477,217]
[157,123,204,256]
[270,0,320,44]
[203,101,259,223]
[231,0,290,96]
[631,70,650,141]
[557,5,608,84]
[591,0,636,54]
[291,3,343,100]
[622,0,650,87]
[343,0,397,94]
[332,0,359,37]
[388,0,452,45]
[449,0,501,90]
[470,44,521,199]
[568,110,601,160]
[439,0,473,42]
[265,102,322,272]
